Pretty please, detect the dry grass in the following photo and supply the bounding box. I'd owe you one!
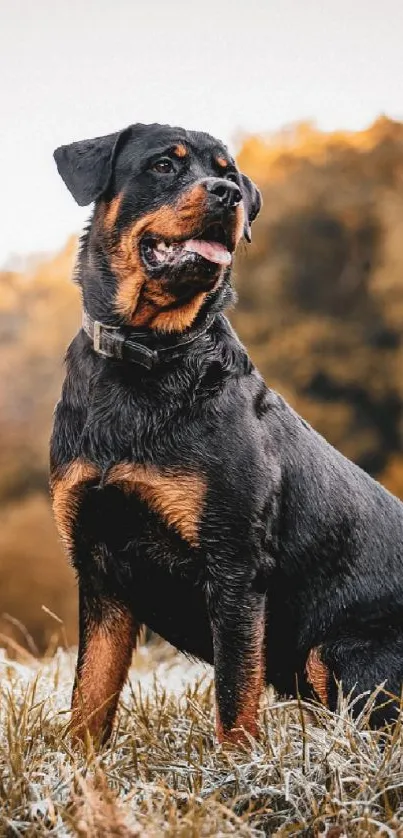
[1,642,403,837]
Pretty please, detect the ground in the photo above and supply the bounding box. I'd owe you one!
[0,640,402,837]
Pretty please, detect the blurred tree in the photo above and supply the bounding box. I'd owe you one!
[0,238,80,648]
[234,116,403,478]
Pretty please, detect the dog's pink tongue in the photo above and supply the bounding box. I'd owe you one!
[183,238,232,265]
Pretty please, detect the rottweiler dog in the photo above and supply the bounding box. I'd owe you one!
[52,122,403,746]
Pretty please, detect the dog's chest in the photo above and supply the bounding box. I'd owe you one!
[53,454,207,559]
[101,461,206,548]
[75,463,211,648]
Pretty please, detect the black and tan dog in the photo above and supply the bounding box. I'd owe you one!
[52,122,403,746]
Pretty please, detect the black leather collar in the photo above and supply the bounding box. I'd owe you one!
[82,310,216,370]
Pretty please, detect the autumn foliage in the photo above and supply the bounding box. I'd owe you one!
[2,117,403,647]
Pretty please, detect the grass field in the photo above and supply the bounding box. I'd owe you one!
[1,640,403,837]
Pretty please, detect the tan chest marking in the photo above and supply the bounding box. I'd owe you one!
[106,463,206,546]
[51,459,206,551]
[51,459,100,554]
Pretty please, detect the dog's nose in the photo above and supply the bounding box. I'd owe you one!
[204,178,242,209]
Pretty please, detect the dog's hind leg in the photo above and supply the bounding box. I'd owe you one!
[71,586,139,745]
[306,629,403,728]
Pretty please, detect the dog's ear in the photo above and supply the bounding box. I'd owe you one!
[53,128,130,206]
[240,174,262,242]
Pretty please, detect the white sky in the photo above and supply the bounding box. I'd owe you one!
[1,0,403,264]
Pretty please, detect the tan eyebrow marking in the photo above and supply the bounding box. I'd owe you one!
[216,156,229,169]
[173,144,187,158]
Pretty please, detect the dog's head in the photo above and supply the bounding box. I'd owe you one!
[54,123,262,332]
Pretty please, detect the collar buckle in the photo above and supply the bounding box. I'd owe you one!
[93,320,124,359]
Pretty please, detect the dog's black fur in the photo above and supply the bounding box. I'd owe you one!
[51,122,403,744]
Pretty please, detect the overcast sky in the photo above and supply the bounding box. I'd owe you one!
[1,0,403,264]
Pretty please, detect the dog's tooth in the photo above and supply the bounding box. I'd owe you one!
[156,241,175,253]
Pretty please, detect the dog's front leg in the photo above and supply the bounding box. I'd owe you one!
[207,578,266,744]
[71,586,139,746]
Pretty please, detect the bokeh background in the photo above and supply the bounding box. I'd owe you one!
[2,0,403,651]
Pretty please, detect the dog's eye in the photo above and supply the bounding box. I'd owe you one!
[152,158,174,174]
[226,171,239,183]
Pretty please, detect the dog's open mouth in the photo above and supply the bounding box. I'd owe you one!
[141,223,233,270]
